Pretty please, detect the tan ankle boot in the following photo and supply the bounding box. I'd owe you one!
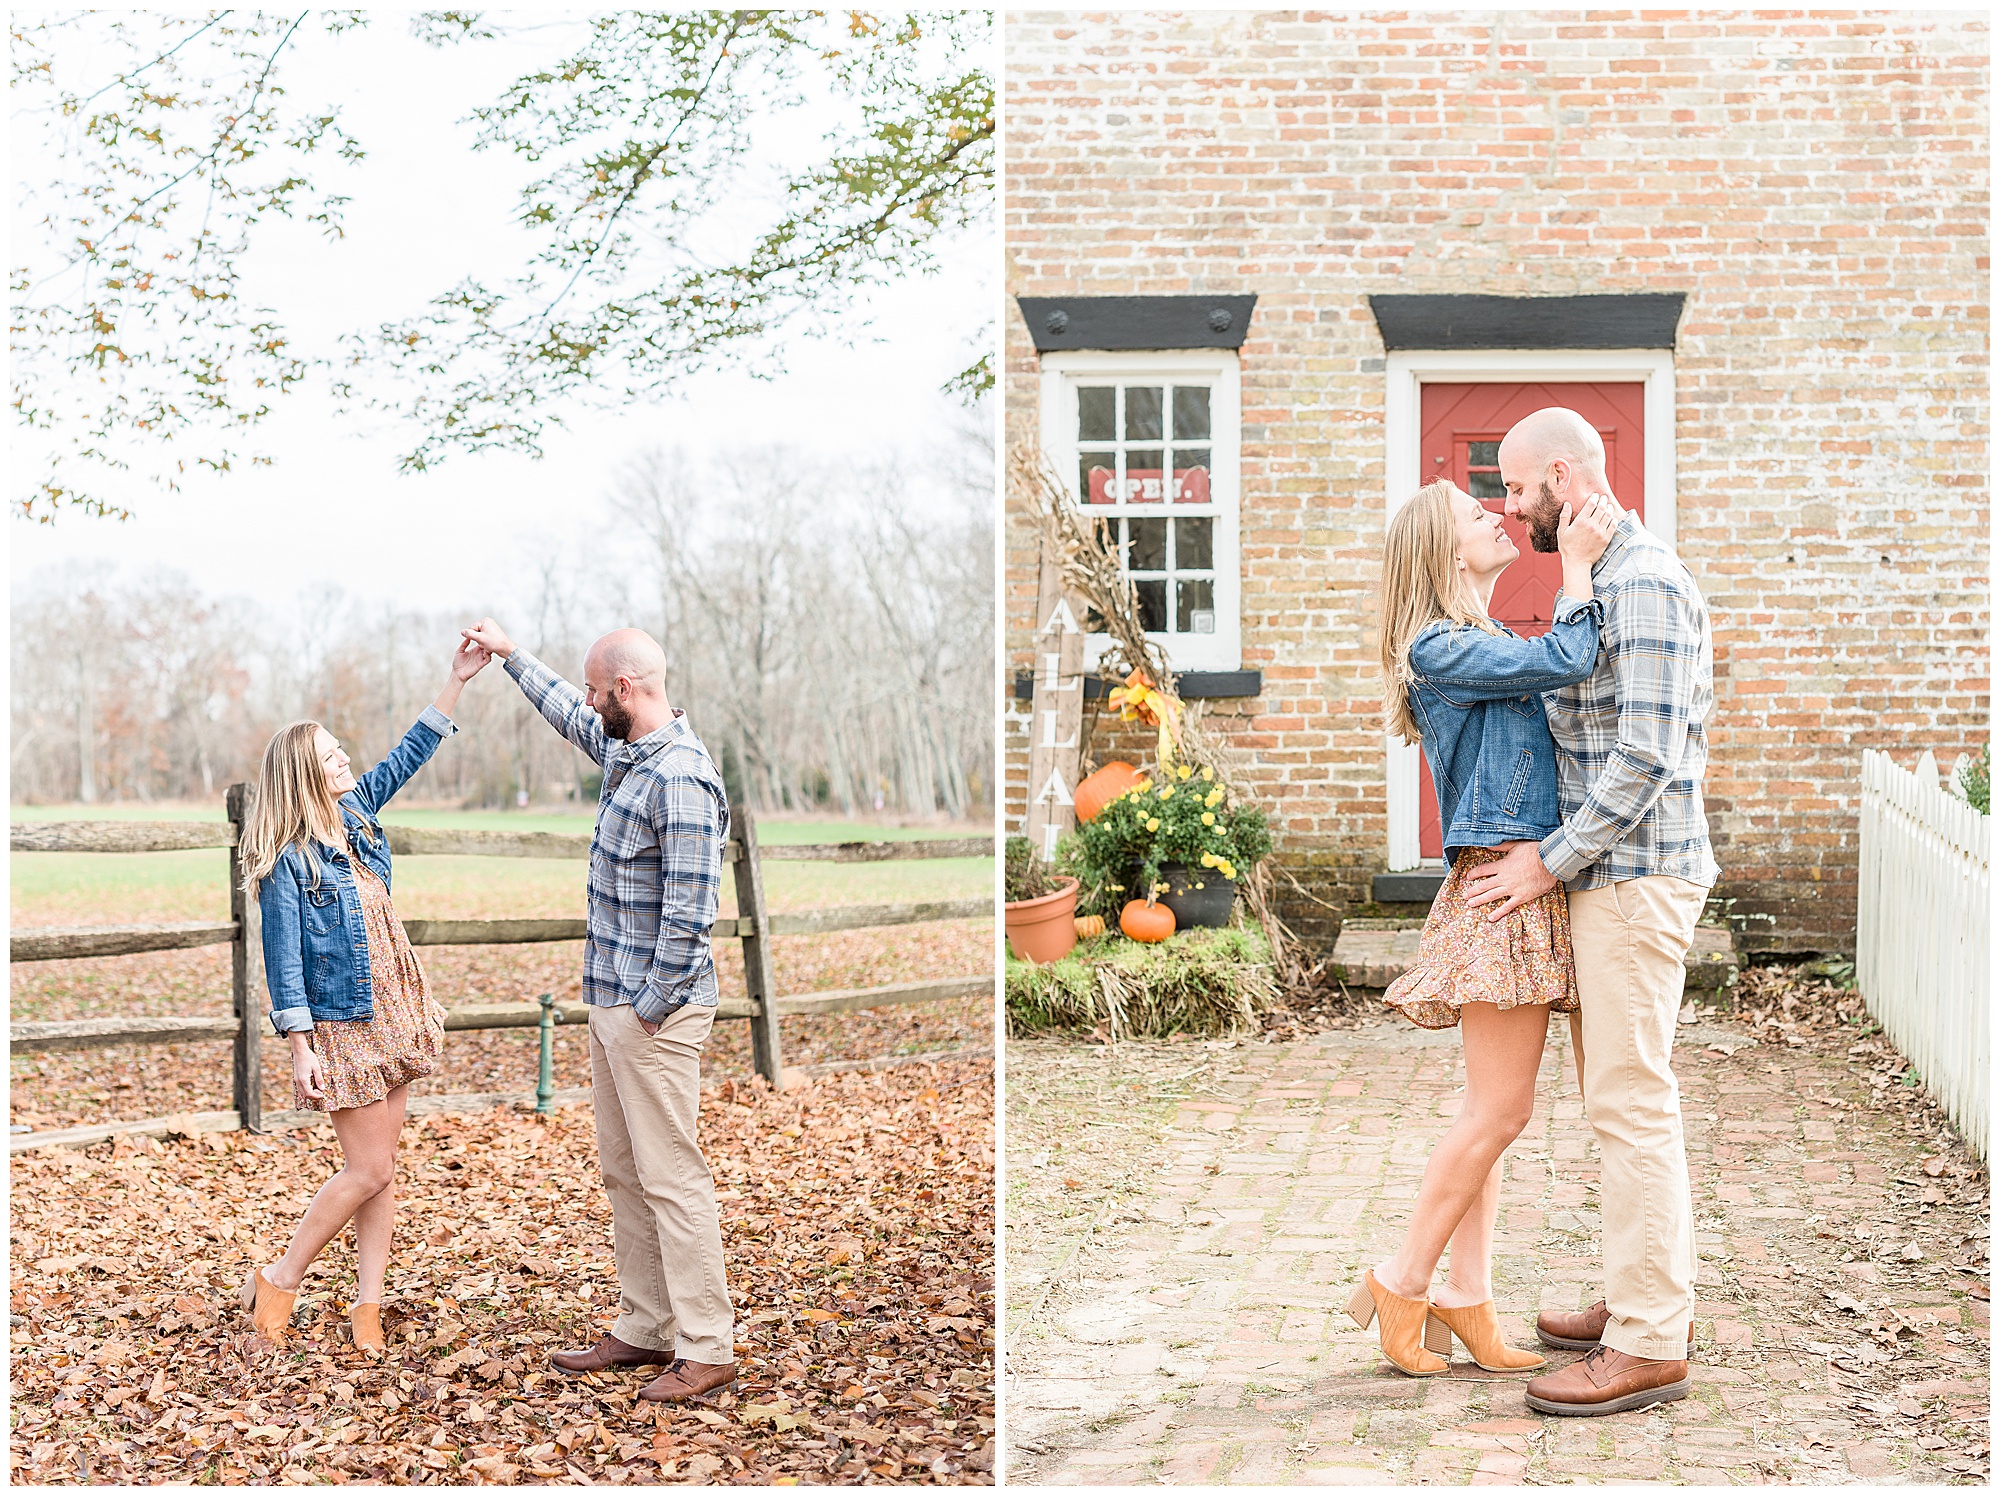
[1345,1270,1448,1377]
[351,1302,385,1356]
[239,1267,297,1344]
[1426,1301,1546,1372]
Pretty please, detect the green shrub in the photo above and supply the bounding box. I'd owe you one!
[1060,763,1271,920]
[1958,745,1990,814]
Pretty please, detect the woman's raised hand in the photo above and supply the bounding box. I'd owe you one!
[450,635,493,683]
[1556,491,1621,566]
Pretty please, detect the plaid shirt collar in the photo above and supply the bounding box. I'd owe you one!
[608,708,689,768]
[1592,509,1645,578]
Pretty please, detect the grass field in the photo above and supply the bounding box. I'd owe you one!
[11,802,997,1130]
[11,803,994,925]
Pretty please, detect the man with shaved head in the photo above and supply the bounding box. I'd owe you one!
[1463,406,1718,1419]
[462,617,737,1406]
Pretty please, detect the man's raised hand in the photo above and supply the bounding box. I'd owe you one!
[461,617,517,660]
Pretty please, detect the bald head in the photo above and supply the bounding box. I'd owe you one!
[582,629,671,741]
[1499,407,1606,479]
[1497,407,1612,555]
[587,629,667,697]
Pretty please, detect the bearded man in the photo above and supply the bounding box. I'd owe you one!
[461,618,737,1405]
[1464,407,1718,1418]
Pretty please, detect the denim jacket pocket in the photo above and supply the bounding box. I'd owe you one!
[302,885,341,936]
[1501,749,1535,817]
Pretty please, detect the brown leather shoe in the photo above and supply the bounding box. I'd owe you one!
[637,1358,738,1404]
[1536,1300,1695,1353]
[1525,1345,1691,1417]
[549,1334,673,1376]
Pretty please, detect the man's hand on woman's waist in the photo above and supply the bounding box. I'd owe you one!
[1462,840,1560,922]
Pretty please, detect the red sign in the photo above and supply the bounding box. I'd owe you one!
[1085,465,1211,505]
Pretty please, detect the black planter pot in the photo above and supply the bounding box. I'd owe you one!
[1156,862,1237,930]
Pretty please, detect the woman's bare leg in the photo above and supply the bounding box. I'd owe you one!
[262,1089,406,1294]
[1374,1002,1550,1302]
[346,1085,408,1303]
[1431,1158,1502,1309]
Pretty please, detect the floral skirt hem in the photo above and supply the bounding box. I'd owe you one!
[1381,846,1580,1032]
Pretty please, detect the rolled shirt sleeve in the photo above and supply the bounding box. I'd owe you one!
[631,770,727,1024]
[258,874,316,1035]
[1539,573,1707,883]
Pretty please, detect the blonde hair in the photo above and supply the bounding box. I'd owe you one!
[239,721,351,896]
[1378,480,1500,744]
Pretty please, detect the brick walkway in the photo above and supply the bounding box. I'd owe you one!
[1005,1012,1989,1485]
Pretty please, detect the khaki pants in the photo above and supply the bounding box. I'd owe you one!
[586,1001,733,1363]
[1568,875,1707,1361]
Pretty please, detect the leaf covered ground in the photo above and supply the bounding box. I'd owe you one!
[10,1060,996,1486]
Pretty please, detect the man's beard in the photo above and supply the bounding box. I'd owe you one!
[598,697,635,741]
[1526,480,1564,553]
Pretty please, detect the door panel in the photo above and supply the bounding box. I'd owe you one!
[1413,382,1645,860]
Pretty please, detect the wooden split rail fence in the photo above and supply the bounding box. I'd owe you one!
[11,785,994,1149]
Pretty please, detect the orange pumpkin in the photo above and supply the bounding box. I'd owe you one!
[1074,761,1143,823]
[1120,899,1176,943]
[1074,914,1107,939]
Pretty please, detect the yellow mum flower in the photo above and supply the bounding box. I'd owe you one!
[1177,764,1193,780]
[1200,852,1217,867]
[1133,777,1151,793]
[1145,817,1161,832]
[1200,766,1215,782]
[1159,786,1174,800]
[1218,862,1236,880]
[1202,812,1215,826]
[1205,788,1224,808]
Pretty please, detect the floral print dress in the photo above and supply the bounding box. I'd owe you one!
[295,861,446,1112]
[1382,846,1580,1030]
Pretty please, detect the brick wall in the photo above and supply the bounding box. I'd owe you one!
[1004,10,1989,954]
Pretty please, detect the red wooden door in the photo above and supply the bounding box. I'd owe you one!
[1413,382,1646,860]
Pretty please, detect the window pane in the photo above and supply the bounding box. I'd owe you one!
[1080,453,1115,504]
[1171,448,1211,503]
[1175,517,1213,570]
[1124,449,1164,503]
[1173,386,1211,442]
[1468,471,1505,500]
[1134,579,1168,633]
[1177,578,1216,633]
[1127,518,1167,571]
[1125,386,1164,441]
[1079,387,1116,442]
[1467,440,1500,466]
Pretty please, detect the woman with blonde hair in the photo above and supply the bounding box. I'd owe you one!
[235,638,491,1352]
[1345,479,1620,1377]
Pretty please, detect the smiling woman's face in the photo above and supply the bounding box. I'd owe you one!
[1451,485,1517,578]
[313,727,356,795]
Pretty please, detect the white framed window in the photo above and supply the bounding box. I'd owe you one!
[1039,350,1242,672]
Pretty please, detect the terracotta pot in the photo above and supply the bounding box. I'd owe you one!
[1074,761,1143,823]
[1157,863,1238,929]
[1005,876,1081,964]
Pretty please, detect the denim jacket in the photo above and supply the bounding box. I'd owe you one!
[1405,597,1603,863]
[261,706,457,1034]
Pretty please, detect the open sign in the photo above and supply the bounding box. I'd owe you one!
[1085,464,1211,505]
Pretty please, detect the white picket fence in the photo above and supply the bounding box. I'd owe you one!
[1856,749,1989,1159]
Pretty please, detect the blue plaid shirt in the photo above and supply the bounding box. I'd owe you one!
[504,649,728,1021]
[1539,512,1719,892]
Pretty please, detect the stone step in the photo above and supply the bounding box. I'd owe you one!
[1331,919,1739,996]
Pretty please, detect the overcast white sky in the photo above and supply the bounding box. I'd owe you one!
[11,16,996,615]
